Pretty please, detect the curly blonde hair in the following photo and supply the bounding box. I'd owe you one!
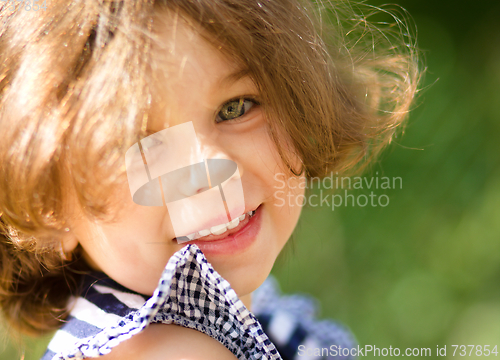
[0,0,421,335]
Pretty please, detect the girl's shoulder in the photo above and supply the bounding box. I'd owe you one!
[97,323,238,360]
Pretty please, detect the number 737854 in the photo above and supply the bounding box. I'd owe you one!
[452,345,498,357]
[1,0,47,12]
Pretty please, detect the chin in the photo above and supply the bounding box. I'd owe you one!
[226,271,270,300]
[217,249,278,300]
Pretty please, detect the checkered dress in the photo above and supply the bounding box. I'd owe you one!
[41,244,356,360]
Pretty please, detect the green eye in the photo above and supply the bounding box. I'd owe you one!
[216,98,257,123]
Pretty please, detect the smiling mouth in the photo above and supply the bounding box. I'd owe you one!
[174,206,259,243]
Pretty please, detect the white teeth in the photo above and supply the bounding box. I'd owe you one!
[227,217,240,229]
[198,229,211,237]
[176,207,258,243]
[210,223,228,235]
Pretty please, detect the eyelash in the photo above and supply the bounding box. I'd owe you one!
[139,96,260,150]
[215,97,260,124]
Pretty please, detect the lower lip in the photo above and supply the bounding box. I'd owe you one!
[184,204,262,256]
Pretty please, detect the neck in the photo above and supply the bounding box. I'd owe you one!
[239,293,252,311]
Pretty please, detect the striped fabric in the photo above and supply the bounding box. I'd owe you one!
[41,244,356,360]
[252,277,357,360]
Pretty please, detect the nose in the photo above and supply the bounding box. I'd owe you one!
[125,121,241,204]
[185,159,235,196]
[164,158,239,201]
[174,161,209,200]
[125,121,245,239]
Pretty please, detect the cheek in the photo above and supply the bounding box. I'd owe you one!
[273,176,305,242]
[247,123,306,236]
[71,197,175,291]
[78,221,169,294]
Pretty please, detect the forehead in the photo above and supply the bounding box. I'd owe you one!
[148,10,248,129]
[150,11,242,92]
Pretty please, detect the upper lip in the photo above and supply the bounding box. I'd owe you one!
[173,204,261,239]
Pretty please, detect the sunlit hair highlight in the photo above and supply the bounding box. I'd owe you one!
[0,0,421,335]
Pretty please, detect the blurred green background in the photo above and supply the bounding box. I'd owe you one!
[2,0,500,359]
[273,0,500,358]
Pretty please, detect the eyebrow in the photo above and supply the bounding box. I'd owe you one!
[218,68,252,88]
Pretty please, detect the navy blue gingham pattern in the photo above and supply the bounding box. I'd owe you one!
[252,276,357,360]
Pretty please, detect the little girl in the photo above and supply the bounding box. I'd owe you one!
[0,0,420,359]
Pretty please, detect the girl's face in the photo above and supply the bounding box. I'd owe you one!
[65,13,304,307]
